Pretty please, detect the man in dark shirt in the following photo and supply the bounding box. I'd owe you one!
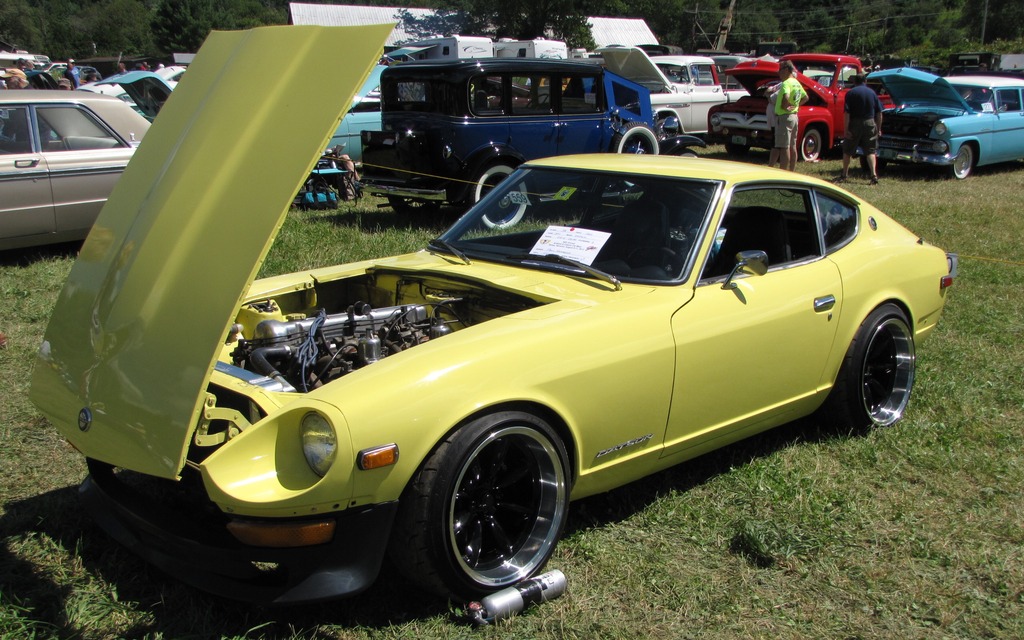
[835,74,884,184]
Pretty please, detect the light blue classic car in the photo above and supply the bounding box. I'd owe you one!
[871,68,1024,179]
[327,63,386,163]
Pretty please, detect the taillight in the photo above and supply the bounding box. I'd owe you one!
[941,253,958,290]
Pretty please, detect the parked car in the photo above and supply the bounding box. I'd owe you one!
[870,68,1024,179]
[0,90,150,251]
[360,58,659,212]
[598,46,732,134]
[30,25,957,605]
[710,54,753,102]
[707,54,869,161]
[78,71,176,121]
[326,63,386,163]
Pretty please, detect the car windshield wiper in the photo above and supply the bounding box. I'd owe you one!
[507,252,621,291]
[428,238,471,265]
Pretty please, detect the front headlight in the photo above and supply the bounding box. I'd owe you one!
[710,113,721,128]
[933,121,947,136]
[300,411,337,477]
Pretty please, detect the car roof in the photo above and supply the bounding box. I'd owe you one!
[0,89,129,106]
[384,58,604,73]
[945,75,1024,88]
[0,89,151,140]
[525,154,843,188]
[651,55,717,65]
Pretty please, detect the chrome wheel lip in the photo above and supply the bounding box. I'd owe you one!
[860,316,915,426]
[952,146,973,179]
[447,425,567,588]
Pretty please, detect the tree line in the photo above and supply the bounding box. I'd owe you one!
[2,0,1022,68]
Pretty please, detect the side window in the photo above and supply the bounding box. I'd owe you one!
[657,64,690,84]
[702,187,822,280]
[559,75,601,114]
[610,80,642,115]
[838,65,858,88]
[469,75,504,116]
[0,106,33,154]
[693,64,716,86]
[510,74,551,115]
[36,106,122,151]
[996,88,1022,113]
[815,191,858,253]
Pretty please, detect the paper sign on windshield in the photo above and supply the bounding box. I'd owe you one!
[530,226,611,265]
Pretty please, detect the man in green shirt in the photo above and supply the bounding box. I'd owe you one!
[774,61,808,171]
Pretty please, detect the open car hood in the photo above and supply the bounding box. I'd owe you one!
[598,46,672,92]
[106,71,175,120]
[725,59,831,101]
[869,67,972,111]
[30,24,392,480]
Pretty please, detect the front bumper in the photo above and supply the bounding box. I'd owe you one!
[878,145,953,167]
[81,459,398,604]
[877,135,952,166]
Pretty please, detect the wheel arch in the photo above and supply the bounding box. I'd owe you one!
[409,399,579,492]
[951,138,981,164]
[825,295,915,387]
[451,145,527,203]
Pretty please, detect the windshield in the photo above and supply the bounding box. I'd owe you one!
[439,166,719,283]
[950,84,995,111]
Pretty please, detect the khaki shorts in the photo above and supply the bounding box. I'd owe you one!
[842,118,879,155]
[774,113,798,148]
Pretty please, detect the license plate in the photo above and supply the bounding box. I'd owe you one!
[731,135,748,145]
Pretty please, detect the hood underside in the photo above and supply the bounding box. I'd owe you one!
[598,46,672,92]
[726,60,830,101]
[30,24,393,480]
[870,67,971,112]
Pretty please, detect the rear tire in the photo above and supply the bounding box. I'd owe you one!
[821,304,915,430]
[389,411,570,600]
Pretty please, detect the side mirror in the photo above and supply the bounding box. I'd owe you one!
[722,250,769,289]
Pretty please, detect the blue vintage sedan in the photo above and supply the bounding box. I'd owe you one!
[871,68,1024,179]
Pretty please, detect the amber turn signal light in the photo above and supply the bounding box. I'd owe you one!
[227,519,335,548]
[357,443,399,470]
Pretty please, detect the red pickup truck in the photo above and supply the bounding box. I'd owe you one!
[706,54,868,162]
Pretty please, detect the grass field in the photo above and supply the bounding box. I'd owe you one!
[1,149,1022,639]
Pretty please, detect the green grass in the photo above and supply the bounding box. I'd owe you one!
[2,149,1023,639]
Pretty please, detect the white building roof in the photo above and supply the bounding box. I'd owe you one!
[288,3,657,48]
[587,16,658,48]
[289,3,433,46]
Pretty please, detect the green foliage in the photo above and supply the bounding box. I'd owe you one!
[2,0,1023,62]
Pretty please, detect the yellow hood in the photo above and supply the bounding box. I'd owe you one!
[29,25,392,479]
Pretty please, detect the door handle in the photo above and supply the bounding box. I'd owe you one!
[15,158,40,168]
[813,295,836,312]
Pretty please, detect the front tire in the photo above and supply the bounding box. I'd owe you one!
[389,411,570,600]
[799,126,825,162]
[949,144,974,179]
[724,141,750,157]
[822,304,915,430]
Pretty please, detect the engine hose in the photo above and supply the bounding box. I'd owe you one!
[249,345,297,392]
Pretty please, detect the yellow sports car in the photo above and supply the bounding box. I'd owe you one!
[30,26,957,605]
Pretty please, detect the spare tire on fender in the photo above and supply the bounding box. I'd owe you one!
[611,122,660,155]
